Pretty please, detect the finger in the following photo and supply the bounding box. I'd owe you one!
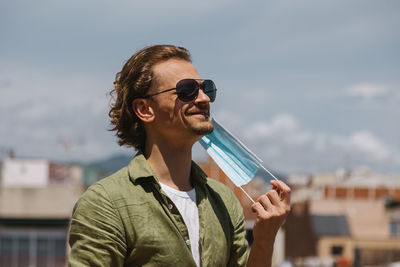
[272,185,282,198]
[266,190,281,206]
[272,184,279,192]
[257,194,274,211]
[270,180,290,192]
[251,202,267,216]
[270,180,291,205]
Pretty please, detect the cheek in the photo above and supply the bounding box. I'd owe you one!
[155,101,184,126]
[153,96,190,125]
[176,104,191,122]
[172,101,188,116]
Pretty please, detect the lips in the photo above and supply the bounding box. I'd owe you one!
[187,111,210,117]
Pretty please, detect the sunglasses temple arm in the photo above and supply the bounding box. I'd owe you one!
[145,87,177,98]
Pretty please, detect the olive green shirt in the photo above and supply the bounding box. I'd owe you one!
[68,153,249,266]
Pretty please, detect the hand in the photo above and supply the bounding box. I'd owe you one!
[251,180,291,248]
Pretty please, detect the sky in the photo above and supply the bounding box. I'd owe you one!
[1,0,399,174]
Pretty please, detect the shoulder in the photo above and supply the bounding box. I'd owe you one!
[93,167,131,193]
[77,167,130,209]
[84,167,130,199]
[83,152,154,200]
[205,178,235,198]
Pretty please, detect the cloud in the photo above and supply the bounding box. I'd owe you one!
[349,131,391,160]
[329,132,392,162]
[0,62,118,161]
[246,113,298,140]
[0,61,109,114]
[346,83,390,101]
[240,113,400,173]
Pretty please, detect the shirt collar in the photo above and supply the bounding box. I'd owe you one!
[190,160,208,186]
[128,151,208,186]
[128,152,158,183]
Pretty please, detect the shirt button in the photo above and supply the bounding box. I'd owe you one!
[186,239,190,246]
[168,204,173,210]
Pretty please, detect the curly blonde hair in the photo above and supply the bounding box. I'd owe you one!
[109,45,191,151]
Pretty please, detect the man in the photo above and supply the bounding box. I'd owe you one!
[68,45,291,266]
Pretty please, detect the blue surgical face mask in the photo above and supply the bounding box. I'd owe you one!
[199,119,278,202]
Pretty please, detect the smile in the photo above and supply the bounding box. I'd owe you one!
[188,112,209,118]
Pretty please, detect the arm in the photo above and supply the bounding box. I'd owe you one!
[246,180,291,267]
[68,184,127,267]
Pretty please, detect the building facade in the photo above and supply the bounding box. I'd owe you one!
[285,169,400,266]
[0,158,87,267]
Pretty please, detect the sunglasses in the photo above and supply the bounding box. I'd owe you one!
[142,79,217,102]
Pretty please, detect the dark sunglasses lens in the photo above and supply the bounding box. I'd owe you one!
[176,79,199,101]
[202,80,216,102]
[175,79,217,102]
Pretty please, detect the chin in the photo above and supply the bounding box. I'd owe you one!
[190,121,214,136]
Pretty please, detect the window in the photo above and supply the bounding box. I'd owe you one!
[0,237,12,266]
[331,245,343,256]
[0,230,67,267]
[390,221,400,237]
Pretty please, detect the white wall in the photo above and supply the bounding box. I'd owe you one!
[1,158,49,188]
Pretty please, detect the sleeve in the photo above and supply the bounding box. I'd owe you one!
[227,190,249,267]
[68,184,127,267]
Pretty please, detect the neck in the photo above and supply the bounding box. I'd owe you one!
[144,137,195,191]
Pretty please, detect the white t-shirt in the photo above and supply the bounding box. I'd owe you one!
[160,183,200,266]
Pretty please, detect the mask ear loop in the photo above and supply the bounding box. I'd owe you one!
[239,165,279,205]
[260,165,279,180]
[239,186,255,204]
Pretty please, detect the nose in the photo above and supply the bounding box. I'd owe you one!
[194,87,211,104]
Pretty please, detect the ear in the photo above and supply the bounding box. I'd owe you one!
[132,99,155,123]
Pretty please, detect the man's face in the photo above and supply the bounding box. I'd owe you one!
[147,58,214,143]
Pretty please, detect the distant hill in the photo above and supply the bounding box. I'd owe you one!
[89,154,134,174]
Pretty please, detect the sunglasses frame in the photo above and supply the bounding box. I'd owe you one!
[142,79,217,102]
